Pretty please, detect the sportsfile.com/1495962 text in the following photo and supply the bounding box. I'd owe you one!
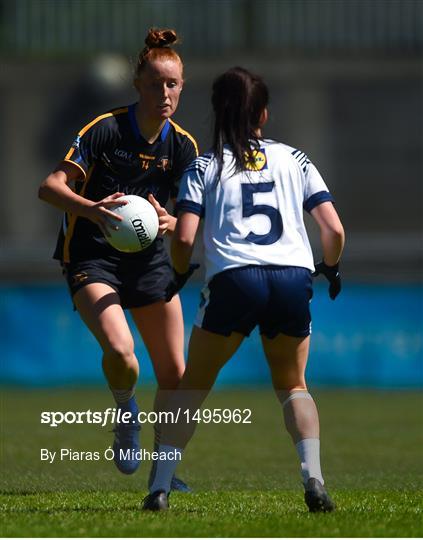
[40,408,252,427]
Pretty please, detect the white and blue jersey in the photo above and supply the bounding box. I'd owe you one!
[176,139,334,282]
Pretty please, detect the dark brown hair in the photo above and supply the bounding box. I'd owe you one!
[136,28,182,77]
[212,67,269,177]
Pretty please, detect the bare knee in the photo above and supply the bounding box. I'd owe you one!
[270,367,307,393]
[156,363,184,390]
[103,339,137,373]
[106,339,133,362]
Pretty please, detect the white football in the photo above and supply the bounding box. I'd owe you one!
[107,195,159,253]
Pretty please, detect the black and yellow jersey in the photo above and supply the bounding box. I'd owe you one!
[53,103,198,264]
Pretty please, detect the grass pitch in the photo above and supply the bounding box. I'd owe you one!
[1,388,422,537]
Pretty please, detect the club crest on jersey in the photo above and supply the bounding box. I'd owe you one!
[71,271,88,285]
[244,148,267,171]
[157,156,172,172]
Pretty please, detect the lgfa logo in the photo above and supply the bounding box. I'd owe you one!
[114,148,133,160]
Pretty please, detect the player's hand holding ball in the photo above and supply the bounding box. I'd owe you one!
[147,193,175,236]
[83,192,128,238]
[313,261,341,300]
[92,194,159,252]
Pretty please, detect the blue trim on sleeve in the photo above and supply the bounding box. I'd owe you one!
[176,200,204,217]
[292,149,310,173]
[303,191,335,213]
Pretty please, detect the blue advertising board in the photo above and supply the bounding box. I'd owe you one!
[1,283,422,388]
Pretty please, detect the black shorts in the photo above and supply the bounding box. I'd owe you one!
[195,265,313,339]
[63,258,173,309]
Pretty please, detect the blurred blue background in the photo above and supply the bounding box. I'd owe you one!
[1,0,422,389]
[1,283,422,388]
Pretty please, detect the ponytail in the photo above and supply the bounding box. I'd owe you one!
[211,67,269,177]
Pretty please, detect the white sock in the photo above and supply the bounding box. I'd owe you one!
[149,444,183,494]
[282,391,313,408]
[295,438,324,485]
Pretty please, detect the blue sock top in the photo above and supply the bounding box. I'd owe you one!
[118,394,139,416]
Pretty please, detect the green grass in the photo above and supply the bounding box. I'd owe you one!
[1,388,422,537]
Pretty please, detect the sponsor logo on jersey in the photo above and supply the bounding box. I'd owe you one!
[72,135,81,149]
[157,156,172,172]
[138,153,155,171]
[101,175,120,191]
[131,218,151,249]
[244,148,267,171]
[114,148,133,160]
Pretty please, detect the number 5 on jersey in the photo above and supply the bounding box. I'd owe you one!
[241,182,283,245]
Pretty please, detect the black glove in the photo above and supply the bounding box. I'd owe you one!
[312,261,341,300]
[165,264,200,302]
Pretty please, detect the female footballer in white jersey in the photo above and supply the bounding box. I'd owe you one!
[144,67,345,511]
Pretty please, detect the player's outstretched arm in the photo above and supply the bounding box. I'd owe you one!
[171,211,200,273]
[38,162,125,238]
[311,202,345,299]
[311,201,345,266]
[164,212,200,301]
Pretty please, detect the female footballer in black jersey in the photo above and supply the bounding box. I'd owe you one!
[39,28,197,489]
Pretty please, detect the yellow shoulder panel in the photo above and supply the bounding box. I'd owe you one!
[169,120,199,156]
[79,107,128,137]
[64,107,128,161]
